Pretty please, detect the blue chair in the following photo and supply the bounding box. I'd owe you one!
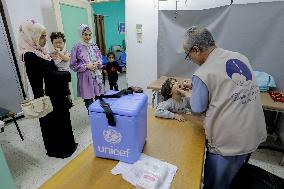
[101,56,108,85]
[119,52,126,68]
[102,55,108,66]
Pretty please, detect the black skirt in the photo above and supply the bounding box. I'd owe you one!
[24,52,77,158]
[39,96,76,158]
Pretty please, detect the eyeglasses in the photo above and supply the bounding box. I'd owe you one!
[184,52,190,60]
[184,45,195,60]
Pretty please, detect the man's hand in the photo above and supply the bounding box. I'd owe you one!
[177,88,191,97]
[174,114,185,122]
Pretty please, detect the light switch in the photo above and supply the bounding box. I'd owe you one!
[136,24,142,43]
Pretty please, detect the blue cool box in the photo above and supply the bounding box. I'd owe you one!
[89,91,148,163]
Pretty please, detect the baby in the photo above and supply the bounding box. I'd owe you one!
[154,78,191,122]
[50,32,70,71]
[49,32,72,106]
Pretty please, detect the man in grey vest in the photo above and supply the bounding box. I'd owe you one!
[182,26,267,189]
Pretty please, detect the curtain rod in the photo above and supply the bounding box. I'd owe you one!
[94,14,110,17]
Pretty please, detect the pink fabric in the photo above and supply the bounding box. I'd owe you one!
[18,20,51,62]
[18,20,52,96]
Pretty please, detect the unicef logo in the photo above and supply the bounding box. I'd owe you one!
[103,129,122,144]
[226,59,252,86]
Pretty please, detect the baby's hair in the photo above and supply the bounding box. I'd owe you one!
[50,32,66,43]
[161,78,177,101]
[107,51,115,59]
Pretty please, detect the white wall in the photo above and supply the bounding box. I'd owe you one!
[125,0,158,100]
[125,0,230,103]
[2,0,57,53]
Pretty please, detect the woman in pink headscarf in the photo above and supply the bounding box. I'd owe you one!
[18,20,77,158]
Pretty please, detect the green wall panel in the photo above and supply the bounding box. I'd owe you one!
[0,146,16,189]
[92,0,125,51]
[60,3,90,99]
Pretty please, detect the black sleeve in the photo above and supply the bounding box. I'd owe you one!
[24,52,71,82]
[24,52,71,98]
[24,52,57,72]
[116,61,122,72]
[105,63,109,69]
[23,52,47,98]
[49,69,71,83]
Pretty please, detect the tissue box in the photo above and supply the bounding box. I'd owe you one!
[89,91,148,163]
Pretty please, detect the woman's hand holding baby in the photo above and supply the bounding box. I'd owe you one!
[50,53,61,62]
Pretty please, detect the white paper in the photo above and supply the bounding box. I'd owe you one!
[0,120,4,127]
[111,154,178,189]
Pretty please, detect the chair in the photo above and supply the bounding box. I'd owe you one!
[119,52,126,69]
[101,55,108,85]
[111,45,122,52]
[230,162,284,189]
[260,109,284,165]
[229,147,284,189]
[101,55,108,66]
[0,107,24,141]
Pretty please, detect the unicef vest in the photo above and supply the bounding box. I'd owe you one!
[194,48,267,156]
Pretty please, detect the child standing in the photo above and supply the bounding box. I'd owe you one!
[154,78,191,122]
[49,32,72,106]
[104,52,121,91]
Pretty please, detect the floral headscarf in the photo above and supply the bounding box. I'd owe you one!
[78,24,99,63]
[78,24,93,46]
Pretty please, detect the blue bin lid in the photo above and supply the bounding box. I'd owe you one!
[89,91,148,117]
